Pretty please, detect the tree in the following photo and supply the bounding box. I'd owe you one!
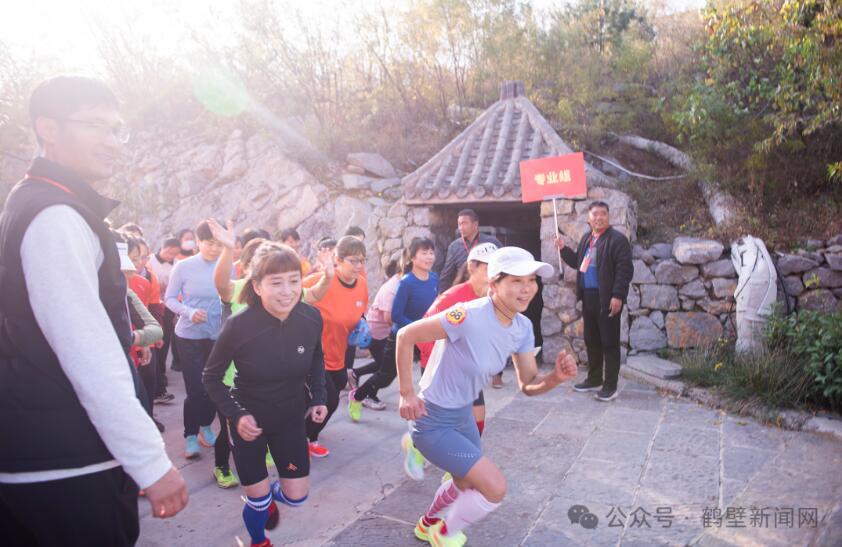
[675,0,842,197]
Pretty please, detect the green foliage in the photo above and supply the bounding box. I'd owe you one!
[675,0,842,200]
[677,339,818,410]
[767,309,842,411]
[678,308,842,412]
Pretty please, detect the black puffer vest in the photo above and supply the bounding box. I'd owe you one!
[0,158,141,473]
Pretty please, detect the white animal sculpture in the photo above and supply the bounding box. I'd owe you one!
[731,236,778,354]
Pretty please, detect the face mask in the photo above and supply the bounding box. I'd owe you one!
[182,240,196,251]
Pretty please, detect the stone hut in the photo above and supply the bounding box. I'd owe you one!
[375,81,638,364]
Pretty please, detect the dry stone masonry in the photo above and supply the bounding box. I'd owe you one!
[623,234,842,356]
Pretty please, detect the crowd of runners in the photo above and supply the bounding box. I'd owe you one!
[0,76,627,547]
[104,214,581,547]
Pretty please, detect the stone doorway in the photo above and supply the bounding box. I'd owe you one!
[428,202,545,349]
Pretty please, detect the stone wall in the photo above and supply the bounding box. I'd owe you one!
[776,236,842,314]
[627,237,736,355]
[625,234,842,356]
[374,202,434,271]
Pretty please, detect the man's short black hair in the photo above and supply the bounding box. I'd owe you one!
[588,200,610,213]
[241,228,271,246]
[457,209,479,223]
[29,76,118,143]
[196,220,214,241]
[280,228,301,242]
[345,226,365,238]
[161,236,181,249]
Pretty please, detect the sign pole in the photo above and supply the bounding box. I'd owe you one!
[552,197,563,271]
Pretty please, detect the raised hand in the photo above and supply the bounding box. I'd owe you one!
[315,247,334,278]
[208,218,237,250]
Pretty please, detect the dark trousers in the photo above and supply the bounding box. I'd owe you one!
[354,335,397,401]
[137,353,157,416]
[156,308,176,390]
[0,467,139,546]
[352,337,387,379]
[582,289,622,391]
[306,369,347,442]
[175,335,217,437]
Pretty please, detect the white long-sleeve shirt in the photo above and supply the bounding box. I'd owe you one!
[0,205,172,489]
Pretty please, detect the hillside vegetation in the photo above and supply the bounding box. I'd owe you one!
[1,0,840,244]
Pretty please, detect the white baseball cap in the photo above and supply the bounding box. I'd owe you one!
[467,242,498,263]
[117,242,136,273]
[488,247,554,279]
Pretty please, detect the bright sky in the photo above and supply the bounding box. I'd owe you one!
[1,0,706,72]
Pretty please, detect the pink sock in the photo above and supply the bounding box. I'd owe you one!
[425,479,461,521]
[443,488,501,536]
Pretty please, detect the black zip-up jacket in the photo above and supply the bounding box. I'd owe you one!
[561,226,634,313]
[203,300,327,423]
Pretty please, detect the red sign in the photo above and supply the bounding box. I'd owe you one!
[519,152,587,203]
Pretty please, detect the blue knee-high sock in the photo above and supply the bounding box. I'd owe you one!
[270,480,308,506]
[243,493,273,544]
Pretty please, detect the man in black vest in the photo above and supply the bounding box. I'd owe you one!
[558,201,633,402]
[0,76,187,545]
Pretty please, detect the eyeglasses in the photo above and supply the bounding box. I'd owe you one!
[62,118,131,144]
[342,257,366,267]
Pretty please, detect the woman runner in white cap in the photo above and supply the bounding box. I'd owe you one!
[395,246,579,546]
[401,241,498,482]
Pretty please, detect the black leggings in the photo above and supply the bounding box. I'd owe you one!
[344,343,356,369]
[352,337,387,380]
[354,336,396,402]
[305,369,347,442]
[214,411,231,470]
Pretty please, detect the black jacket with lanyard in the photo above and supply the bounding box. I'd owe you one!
[560,226,634,313]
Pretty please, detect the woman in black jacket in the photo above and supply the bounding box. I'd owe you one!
[203,242,327,547]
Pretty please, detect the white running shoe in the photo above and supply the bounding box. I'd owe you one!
[362,397,386,411]
[401,433,425,481]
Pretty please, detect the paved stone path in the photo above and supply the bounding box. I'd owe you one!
[138,362,842,546]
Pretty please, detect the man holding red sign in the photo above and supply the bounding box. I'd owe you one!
[556,201,632,402]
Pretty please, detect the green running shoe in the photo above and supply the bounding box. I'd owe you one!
[348,389,362,423]
[212,466,239,489]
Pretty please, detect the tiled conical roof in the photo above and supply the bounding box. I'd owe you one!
[403,81,613,204]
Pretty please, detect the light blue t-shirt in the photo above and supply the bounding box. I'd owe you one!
[419,297,534,409]
[164,254,223,340]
